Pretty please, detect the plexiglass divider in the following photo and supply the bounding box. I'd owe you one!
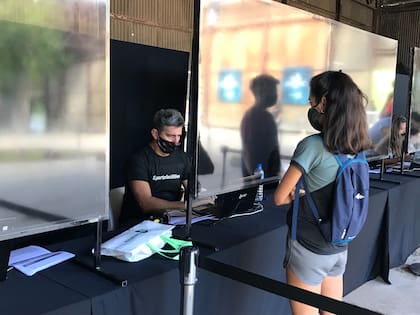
[196,0,398,198]
[0,0,109,242]
[0,0,109,279]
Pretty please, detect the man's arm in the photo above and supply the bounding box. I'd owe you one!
[181,179,188,192]
[130,180,185,215]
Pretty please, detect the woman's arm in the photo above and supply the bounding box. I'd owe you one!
[274,164,303,206]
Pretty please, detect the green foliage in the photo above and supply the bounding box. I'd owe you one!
[0,1,70,94]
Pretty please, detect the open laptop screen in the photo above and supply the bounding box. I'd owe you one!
[213,186,258,218]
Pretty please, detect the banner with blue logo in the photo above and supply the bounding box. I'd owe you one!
[218,70,242,103]
[281,67,312,105]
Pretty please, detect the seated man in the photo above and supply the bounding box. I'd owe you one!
[119,108,190,226]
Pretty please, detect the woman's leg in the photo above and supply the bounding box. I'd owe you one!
[286,266,321,315]
[319,275,343,315]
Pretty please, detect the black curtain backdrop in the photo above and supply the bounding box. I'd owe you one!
[110,40,189,188]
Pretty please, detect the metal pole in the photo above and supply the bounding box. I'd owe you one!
[380,158,385,181]
[74,217,128,287]
[0,240,11,281]
[179,246,199,315]
[185,0,201,238]
[94,217,102,269]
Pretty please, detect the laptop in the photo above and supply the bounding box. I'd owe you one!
[410,151,420,169]
[212,186,258,218]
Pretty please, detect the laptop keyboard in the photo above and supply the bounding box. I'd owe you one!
[192,203,216,216]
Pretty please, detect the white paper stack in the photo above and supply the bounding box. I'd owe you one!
[8,245,75,276]
[167,210,214,225]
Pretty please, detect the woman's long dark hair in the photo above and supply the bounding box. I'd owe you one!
[390,115,407,156]
[310,71,372,154]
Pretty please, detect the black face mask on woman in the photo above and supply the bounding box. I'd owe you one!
[157,137,179,154]
[307,107,324,132]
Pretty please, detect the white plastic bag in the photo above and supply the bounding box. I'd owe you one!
[101,220,174,262]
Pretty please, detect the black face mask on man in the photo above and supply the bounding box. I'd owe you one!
[157,137,179,154]
[307,107,324,132]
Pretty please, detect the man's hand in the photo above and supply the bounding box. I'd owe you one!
[130,180,185,215]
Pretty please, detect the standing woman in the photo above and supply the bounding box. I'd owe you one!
[274,71,371,315]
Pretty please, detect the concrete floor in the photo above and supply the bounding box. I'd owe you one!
[344,247,420,315]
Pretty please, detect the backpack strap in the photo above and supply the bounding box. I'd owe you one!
[291,177,302,240]
[335,152,367,177]
[291,176,323,240]
[301,177,322,223]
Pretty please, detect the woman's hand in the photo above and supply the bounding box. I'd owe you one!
[274,164,303,206]
[288,186,306,201]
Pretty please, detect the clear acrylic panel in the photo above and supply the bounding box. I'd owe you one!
[0,0,109,240]
[197,0,397,197]
[408,47,420,154]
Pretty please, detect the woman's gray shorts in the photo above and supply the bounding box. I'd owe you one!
[283,238,348,286]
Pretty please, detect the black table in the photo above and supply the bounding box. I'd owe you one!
[345,187,388,290]
[0,268,90,315]
[370,172,420,281]
[0,173,419,315]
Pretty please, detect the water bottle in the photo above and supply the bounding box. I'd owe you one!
[254,163,264,202]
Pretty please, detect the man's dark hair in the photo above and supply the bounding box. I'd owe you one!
[250,74,279,108]
[250,74,279,97]
[153,108,184,131]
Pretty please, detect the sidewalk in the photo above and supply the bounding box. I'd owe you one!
[344,247,420,315]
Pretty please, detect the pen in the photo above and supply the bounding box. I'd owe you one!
[13,251,57,265]
[22,252,62,267]
[123,229,148,243]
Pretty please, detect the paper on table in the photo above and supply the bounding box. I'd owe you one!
[9,245,75,276]
[167,210,214,225]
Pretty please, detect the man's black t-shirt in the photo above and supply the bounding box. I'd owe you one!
[240,105,280,177]
[120,145,190,225]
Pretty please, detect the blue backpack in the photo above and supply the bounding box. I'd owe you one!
[291,151,370,245]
